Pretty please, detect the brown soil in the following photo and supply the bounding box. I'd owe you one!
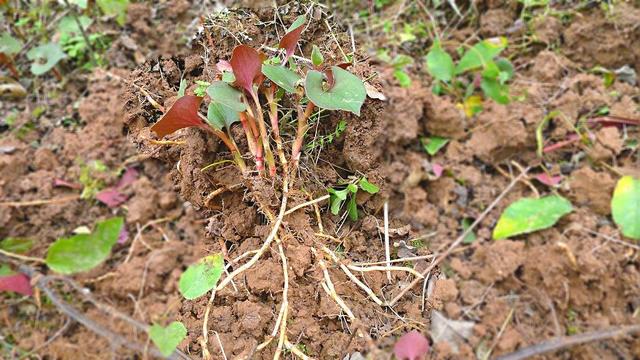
[2,1,640,360]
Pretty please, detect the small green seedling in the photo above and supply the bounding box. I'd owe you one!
[328,177,379,221]
[426,38,514,116]
[306,119,347,152]
[78,160,108,199]
[421,136,449,156]
[378,50,414,88]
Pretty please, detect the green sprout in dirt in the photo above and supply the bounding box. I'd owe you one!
[378,50,414,88]
[78,160,107,199]
[305,119,347,152]
[328,177,379,221]
[425,37,514,117]
[150,15,367,177]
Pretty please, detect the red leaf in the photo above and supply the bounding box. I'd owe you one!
[117,226,129,245]
[0,273,33,296]
[150,95,205,138]
[230,45,262,94]
[216,60,233,72]
[279,24,304,62]
[116,167,138,189]
[432,163,444,179]
[535,173,562,187]
[394,331,430,360]
[96,188,128,208]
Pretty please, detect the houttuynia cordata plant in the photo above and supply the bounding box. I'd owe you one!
[150,15,366,177]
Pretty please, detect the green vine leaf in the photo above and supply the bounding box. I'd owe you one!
[46,217,124,274]
[206,81,246,112]
[305,66,366,116]
[178,253,224,300]
[493,195,573,240]
[611,176,640,240]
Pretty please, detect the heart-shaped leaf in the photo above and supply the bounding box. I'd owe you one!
[150,96,205,138]
[230,45,263,94]
[493,195,573,240]
[305,66,366,116]
[179,253,224,300]
[0,32,22,54]
[207,102,239,131]
[46,217,124,274]
[0,273,33,296]
[426,41,454,82]
[262,64,300,93]
[206,81,246,112]
[279,15,305,61]
[455,37,507,75]
[26,42,65,75]
[611,176,640,240]
[149,321,187,357]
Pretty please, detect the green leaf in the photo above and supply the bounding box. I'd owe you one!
[178,254,224,300]
[57,16,92,38]
[221,71,235,83]
[481,61,500,79]
[391,54,414,69]
[311,45,324,67]
[26,43,66,75]
[0,32,23,54]
[481,77,510,104]
[358,178,379,194]
[46,217,124,274]
[0,238,33,254]
[421,136,449,156]
[329,196,344,215]
[462,218,477,244]
[67,0,88,8]
[393,69,411,88]
[329,187,349,201]
[0,264,13,277]
[347,195,358,221]
[96,0,129,26]
[207,102,239,130]
[426,41,454,82]
[287,15,306,32]
[305,67,366,116]
[177,79,187,97]
[347,183,358,193]
[493,195,573,240]
[611,176,640,240]
[149,321,187,357]
[495,57,514,83]
[206,81,246,112]
[455,38,507,75]
[262,64,300,93]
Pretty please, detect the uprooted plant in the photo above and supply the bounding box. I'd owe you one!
[144,14,420,359]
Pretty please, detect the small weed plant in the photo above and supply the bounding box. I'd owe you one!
[425,37,514,117]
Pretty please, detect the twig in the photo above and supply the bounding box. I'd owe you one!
[284,194,330,216]
[274,239,290,360]
[0,195,80,207]
[0,249,45,263]
[482,308,515,360]
[124,217,172,264]
[313,248,355,320]
[3,259,190,359]
[285,339,313,360]
[214,331,227,360]
[387,166,530,306]
[495,324,640,360]
[347,264,424,279]
[383,202,391,281]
